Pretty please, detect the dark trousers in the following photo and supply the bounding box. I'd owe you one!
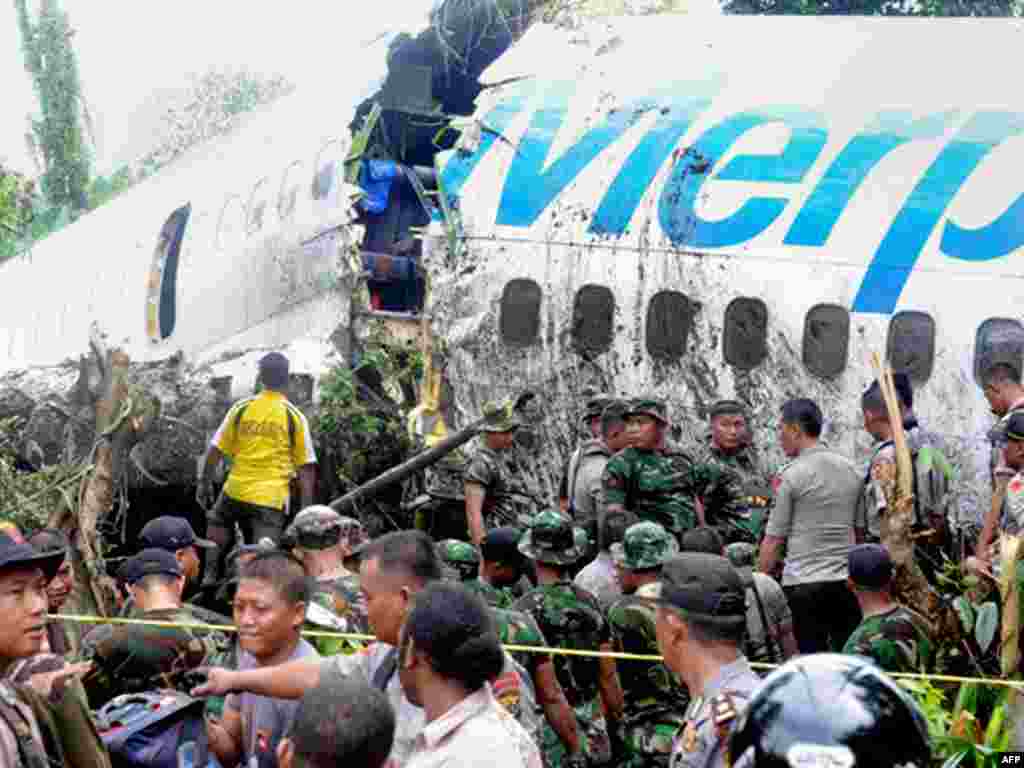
[207,493,285,545]
[783,580,862,654]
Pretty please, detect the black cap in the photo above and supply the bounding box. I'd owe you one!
[119,548,183,585]
[640,553,746,627]
[0,523,64,581]
[140,516,215,552]
[848,544,893,589]
[709,400,746,419]
[480,527,524,565]
[258,352,290,387]
[1007,412,1024,442]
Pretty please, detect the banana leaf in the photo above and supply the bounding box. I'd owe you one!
[954,596,975,636]
[975,602,999,654]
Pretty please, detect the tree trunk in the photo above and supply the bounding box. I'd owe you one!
[58,329,160,617]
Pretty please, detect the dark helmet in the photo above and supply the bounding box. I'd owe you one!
[730,654,930,768]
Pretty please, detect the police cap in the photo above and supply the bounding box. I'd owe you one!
[639,552,746,627]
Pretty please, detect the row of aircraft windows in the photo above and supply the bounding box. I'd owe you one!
[499,279,1024,384]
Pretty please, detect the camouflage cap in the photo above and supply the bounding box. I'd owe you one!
[625,398,669,424]
[480,401,520,433]
[611,521,679,570]
[284,505,344,551]
[437,539,480,566]
[518,510,586,565]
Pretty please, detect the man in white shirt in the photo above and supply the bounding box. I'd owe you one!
[399,581,542,768]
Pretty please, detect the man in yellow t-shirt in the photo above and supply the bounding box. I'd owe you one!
[197,352,317,586]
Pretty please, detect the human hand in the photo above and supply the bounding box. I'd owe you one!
[190,667,236,697]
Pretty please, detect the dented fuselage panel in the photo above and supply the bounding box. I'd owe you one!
[429,15,1024,520]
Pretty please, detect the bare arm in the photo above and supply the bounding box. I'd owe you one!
[979,473,1011,562]
[298,463,316,509]
[200,445,225,483]
[193,658,323,700]
[465,483,487,547]
[758,535,785,579]
[777,622,799,660]
[207,708,242,767]
[534,659,580,754]
[597,642,624,723]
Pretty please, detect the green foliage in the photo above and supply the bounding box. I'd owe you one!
[0,167,36,262]
[14,0,91,216]
[85,166,133,211]
[0,416,81,533]
[317,325,424,486]
[722,0,1021,14]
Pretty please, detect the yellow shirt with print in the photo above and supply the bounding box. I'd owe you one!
[213,390,317,510]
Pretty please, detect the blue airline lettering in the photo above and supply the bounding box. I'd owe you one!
[440,88,1024,316]
[852,110,1024,313]
[659,107,827,248]
[785,110,959,247]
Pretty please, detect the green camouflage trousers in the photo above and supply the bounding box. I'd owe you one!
[541,697,612,767]
[619,716,684,768]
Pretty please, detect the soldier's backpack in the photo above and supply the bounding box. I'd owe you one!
[95,690,208,768]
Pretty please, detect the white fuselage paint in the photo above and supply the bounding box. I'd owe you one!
[2,15,1020,518]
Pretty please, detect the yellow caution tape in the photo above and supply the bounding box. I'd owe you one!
[50,613,1024,690]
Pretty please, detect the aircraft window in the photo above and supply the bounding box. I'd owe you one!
[974,317,1024,383]
[646,291,693,361]
[216,195,245,251]
[572,284,615,357]
[247,177,271,234]
[499,279,542,346]
[278,160,304,221]
[312,139,345,201]
[887,311,935,384]
[723,297,768,370]
[802,303,849,379]
[146,203,191,342]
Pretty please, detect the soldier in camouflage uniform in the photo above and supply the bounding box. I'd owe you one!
[283,506,369,656]
[842,544,932,674]
[564,396,614,546]
[603,400,743,542]
[436,537,584,760]
[513,511,624,768]
[696,401,773,545]
[465,404,536,547]
[466,527,533,609]
[80,549,232,709]
[437,539,481,583]
[608,522,688,767]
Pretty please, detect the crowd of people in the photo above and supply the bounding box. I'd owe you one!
[1,349,1020,767]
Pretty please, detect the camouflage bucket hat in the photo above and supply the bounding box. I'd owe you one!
[625,398,669,424]
[336,515,368,550]
[518,510,586,565]
[480,401,520,433]
[283,505,343,551]
[611,521,679,570]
